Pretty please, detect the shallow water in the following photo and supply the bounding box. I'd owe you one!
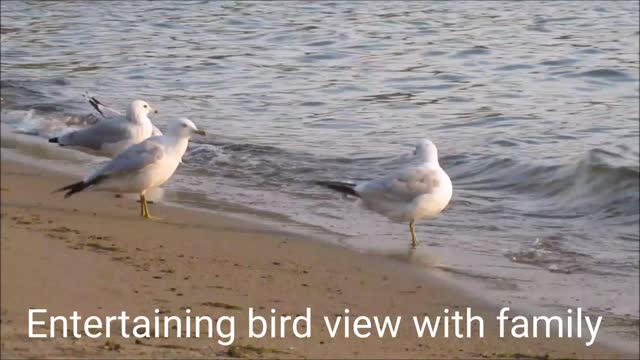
[1,0,639,347]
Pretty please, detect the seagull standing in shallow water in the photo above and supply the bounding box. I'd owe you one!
[56,118,205,219]
[83,94,163,136]
[318,139,453,248]
[49,99,159,158]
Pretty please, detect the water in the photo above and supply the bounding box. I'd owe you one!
[2,0,639,348]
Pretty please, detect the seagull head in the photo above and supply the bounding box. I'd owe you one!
[127,99,157,122]
[168,117,206,138]
[413,139,439,164]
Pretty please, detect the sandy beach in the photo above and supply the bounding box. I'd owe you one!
[0,156,633,359]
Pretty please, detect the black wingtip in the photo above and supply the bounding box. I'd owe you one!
[54,175,107,198]
[90,96,105,107]
[54,180,87,198]
[48,137,59,143]
[84,92,106,117]
[88,97,105,117]
[316,181,360,198]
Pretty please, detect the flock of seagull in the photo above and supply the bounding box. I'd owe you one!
[51,96,452,247]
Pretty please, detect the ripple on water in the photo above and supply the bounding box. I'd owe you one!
[298,51,350,62]
[422,50,449,57]
[505,237,592,275]
[451,46,491,58]
[577,47,604,54]
[305,40,336,47]
[569,68,634,81]
[494,64,536,71]
[540,58,580,66]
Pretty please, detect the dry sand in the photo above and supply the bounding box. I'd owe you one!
[0,157,632,359]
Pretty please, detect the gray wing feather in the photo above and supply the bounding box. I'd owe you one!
[357,166,440,202]
[59,118,130,150]
[91,140,164,180]
[97,104,124,117]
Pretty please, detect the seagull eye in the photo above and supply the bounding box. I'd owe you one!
[143,104,148,109]
[181,123,187,127]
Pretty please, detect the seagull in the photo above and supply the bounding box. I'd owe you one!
[84,93,163,136]
[49,99,158,157]
[317,139,452,248]
[55,118,205,219]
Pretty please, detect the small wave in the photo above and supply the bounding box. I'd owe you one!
[506,236,592,274]
[1,108,100,137]
[451,149,640,222]
[569,69,633,80]
[506,236,638,276]
[535,16,584,24]
[358,91,416,103]
[539,58,579,66]
[494,64,535,72]
[451,46,490,58]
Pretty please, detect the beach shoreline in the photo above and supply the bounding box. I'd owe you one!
[1,153,635,359]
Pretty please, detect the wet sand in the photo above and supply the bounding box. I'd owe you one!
[0,158,631,359]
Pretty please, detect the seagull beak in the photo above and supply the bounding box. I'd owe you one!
[153,109,159,114]
[194,129,206,136]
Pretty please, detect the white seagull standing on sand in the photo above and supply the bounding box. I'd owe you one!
[318,139,453,248]
[49,99,159,157]
[56,118,205,219]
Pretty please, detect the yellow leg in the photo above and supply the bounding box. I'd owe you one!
[141,193,161,220]
[409,220,417,249]
[139,194,146,217]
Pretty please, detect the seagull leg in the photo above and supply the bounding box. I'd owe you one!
[141,193,162,220]
[139,194,146,217]
[409,220,418,248]
[141,193,150,218]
